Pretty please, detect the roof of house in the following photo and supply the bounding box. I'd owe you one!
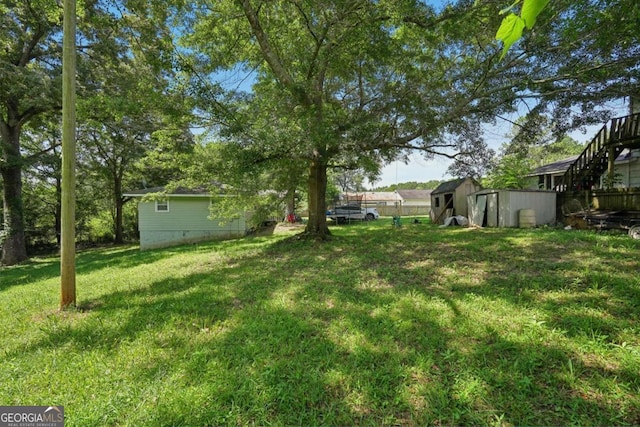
[528,156,579,176]
[397,189,432,200]
[528,149,639,177]
[342,191,401,203]
[432,178,474,195]
[123,185,221,197]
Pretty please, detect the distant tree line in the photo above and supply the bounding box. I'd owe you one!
[374,181,445,192]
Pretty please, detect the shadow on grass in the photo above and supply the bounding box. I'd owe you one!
[5,222,640,425]
[0,245,171,291]
[0,237,269,292]
[0,258,61,291]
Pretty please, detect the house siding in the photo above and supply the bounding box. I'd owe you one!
[137,197,246,249]
[631,158,640,187]
[612,156,640,188]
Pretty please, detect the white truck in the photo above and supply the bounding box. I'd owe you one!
[326,206,380,223]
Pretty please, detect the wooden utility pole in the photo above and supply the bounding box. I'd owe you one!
[60,0,77,309]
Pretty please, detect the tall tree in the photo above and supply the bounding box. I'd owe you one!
[21,118,63,249]
[77,59,163,244]
[0,0,63,264]
[182,0,519,238]
[75,0,192,244]
[0,0,128,264]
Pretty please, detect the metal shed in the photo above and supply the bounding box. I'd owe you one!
[467,189,557,228]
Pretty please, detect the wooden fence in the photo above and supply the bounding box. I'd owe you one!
[558,189,640,214]
[299,205,432,218]
[591,189,640,210]
[376,205,431,216]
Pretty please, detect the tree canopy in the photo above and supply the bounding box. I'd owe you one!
[178,0,531,237]
[0,0,188,264]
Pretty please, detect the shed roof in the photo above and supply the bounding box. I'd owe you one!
[471,188,556,195]
[432,178,472,195]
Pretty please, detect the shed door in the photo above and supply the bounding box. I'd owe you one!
[487,193,498,227]
[473,195,487,226]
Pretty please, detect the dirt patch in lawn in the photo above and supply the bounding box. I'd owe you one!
[274,222,306,234]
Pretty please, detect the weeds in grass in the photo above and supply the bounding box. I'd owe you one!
[1,220,639,425]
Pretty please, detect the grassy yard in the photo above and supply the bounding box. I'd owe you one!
[1,219,639,426]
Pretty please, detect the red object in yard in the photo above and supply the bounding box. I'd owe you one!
[287,213,296,223]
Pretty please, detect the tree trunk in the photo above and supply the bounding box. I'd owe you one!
[1,126,28,265]
[284,186,296,222]
[114,175,124,244]
[304,155,330,238]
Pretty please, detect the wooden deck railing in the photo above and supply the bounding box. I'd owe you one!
[561,112,640,192]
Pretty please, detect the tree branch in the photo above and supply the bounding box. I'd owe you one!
[237,0,300,96]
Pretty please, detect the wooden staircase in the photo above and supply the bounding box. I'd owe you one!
[561,112,640,191]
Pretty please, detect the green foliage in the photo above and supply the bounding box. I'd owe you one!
[603,172,624,190]
[2,224,640,425]
[487,113,585,190]
[507,0,638,133]
[331,169,370,193]
[496,13,526,59]
[496,0,550,58]
[484,154,532,189]
[85,211,115,243]
[1,0,185,260]
[325,181,341,207]
[134,128,195,187]
[520,0,549,28]
[172,142,296,228]
[529,136,584,167]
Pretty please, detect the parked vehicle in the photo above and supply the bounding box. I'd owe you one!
[326,206,380,223]
[326,205,365,223]
[363,207,380,221]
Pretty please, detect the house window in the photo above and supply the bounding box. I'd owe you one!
[155,200,169,212]
[435,197,440,208]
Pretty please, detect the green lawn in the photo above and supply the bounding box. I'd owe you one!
[2,219,639,426]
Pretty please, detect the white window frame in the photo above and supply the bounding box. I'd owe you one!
[155,200,170,212]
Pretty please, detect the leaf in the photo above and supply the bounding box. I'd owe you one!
[521,0,550,29]
[495,13,525,59]
[499,0,522,15]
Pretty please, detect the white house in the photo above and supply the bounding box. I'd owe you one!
[397,190,432,207]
